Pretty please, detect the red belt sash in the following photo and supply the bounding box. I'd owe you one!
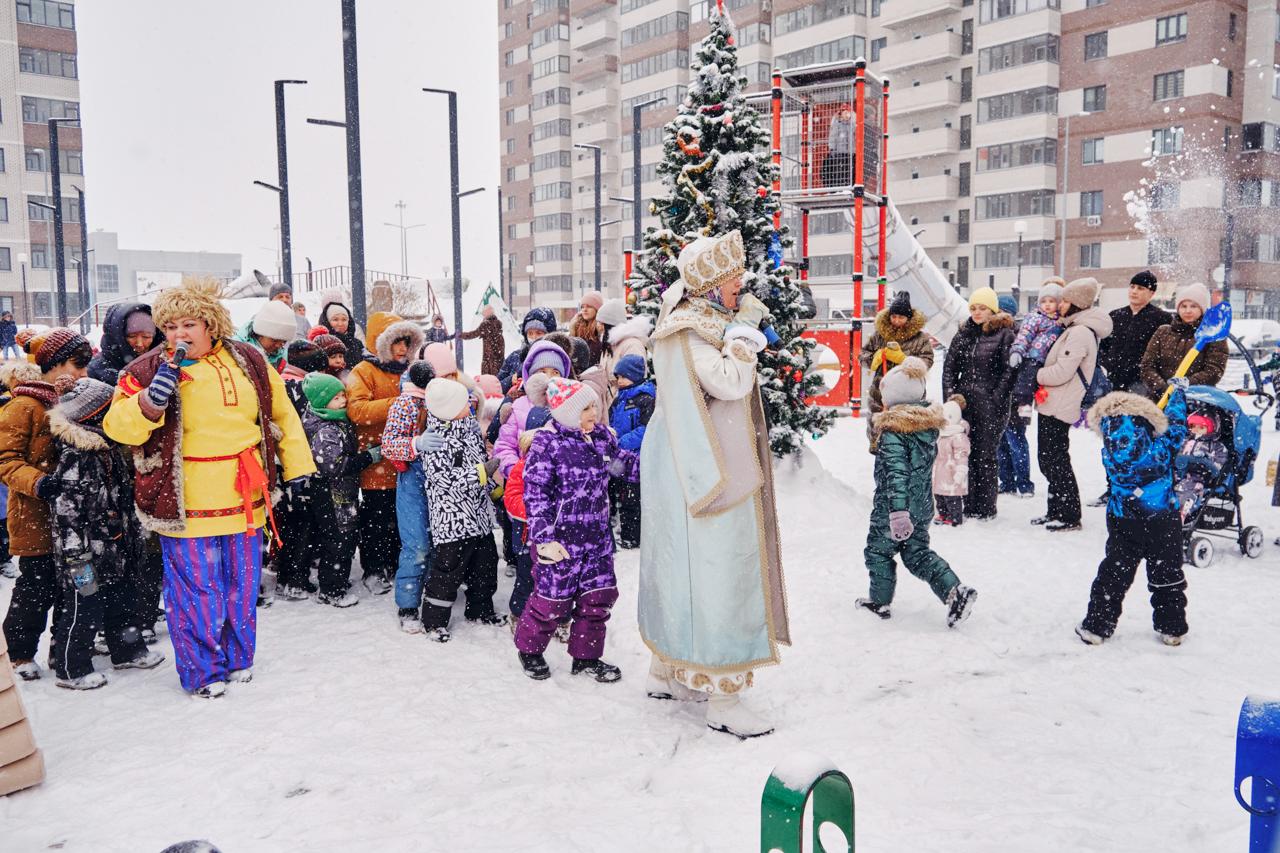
[182,447,281,542]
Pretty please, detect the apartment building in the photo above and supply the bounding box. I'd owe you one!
[498,0,1280,317]
[0,0,85,324]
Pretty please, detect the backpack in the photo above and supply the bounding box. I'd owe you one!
[1076,327,1112,408]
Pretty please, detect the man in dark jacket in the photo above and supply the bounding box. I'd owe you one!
[1097,270,1171,396]
[498,307,557,392]
[0,311,18,360]
[87,303,163,388]
[458,305,507,377]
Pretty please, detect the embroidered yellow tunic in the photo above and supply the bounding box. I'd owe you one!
[103,342,316,538]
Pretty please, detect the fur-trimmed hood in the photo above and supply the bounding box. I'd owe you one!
[979,312,1015,335]
[874,308,926,343]
[872,402,946,434]
[608,315,653,346]
[1088,391,1169,436]
[47,408,110,451]
[366,314,425,363]
[0,359,40,390]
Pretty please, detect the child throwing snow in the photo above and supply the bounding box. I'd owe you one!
[608,354,654,549]
[46,379,165,688]
[419,378,504,642]
[514,378,637,682]
[1008,278,1064,406]
[856,358,978,626]
[932,395,970,526]
[299,373,372,608]
[1077,385,1190,646]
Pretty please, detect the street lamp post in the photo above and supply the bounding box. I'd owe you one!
[274,79,307,289]
[1014,219,1028,305]
[48,116,77,326]
[628,96,667,259]
[383,200,426,278]
[424,86,485,367]
[17,254,28,326]
[574,143,602,293]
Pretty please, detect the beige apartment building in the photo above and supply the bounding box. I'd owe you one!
[498,0,1280,318]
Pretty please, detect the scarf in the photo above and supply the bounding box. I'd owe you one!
[309,404,349,422]
[12,381,58,407]
[369,356,409,375]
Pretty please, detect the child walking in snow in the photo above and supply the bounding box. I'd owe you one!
[503,407,552,623]
[419,378,504,642]
[856,358,978,626]
[607,354,654,549]
[514,378,637,682]
[46,378,165,688]
[932,395,970,526]
[1077,385,1190,646]
[1008,278,1064,406]
[300,373,374,608]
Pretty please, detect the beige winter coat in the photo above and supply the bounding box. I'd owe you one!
[932,399,971,497]
[1036,305,1113,424]
[0,631,44,796]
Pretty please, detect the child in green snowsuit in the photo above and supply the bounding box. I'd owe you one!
[856,357,978,627]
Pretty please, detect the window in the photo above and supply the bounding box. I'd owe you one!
[977,34,1059,74]
[503,50,514,67]
[960,67,973,103]
[871,37,887,63]
[1079,243,1102,269]
[621,49,688,83]
[622,84,686,113]
[24,147,82,175]
[777,35,866,71]
[18,47,77,78]
[504,108,515,126]
[532,118,571,140]
[532,275,572,294]
[1239,178,1263,207]
[974,240,1055,268]
[1082,85,1106,112]
[959,163,971,198]
[620,125,667,152]
[974,189,1055,220]
[1082,137,1104,164]
[0,198,7,222]
[20,96,78,125]
[531,23,569,49]
[533,181,571,202]
[1084,32,1108,60]
[1150,182,1180,210]
[809,254,854,278]
[531,0,568,12]
[1273,71,1280,101]
[621,12,688,48]
[30,243,47,268]
[1151,126,1184,157]
[1148,237,1179,264]
[737,23,770,46]
[27,194,79,223]
[504,80,515,97]
[532,56,570,79]
[961,19,973,55]
[620,0,661,11]
[621,163,660,185]
[976,86,1058,123]
[532,151,571,172]
[1156,13,1188,45]
[1079,190,1103,217]
[975,137,1056,171]
[1086,0,1106,6]
[533,212,573,232]
[96,264,119,294]
[978,0,1060,24]
[16,0,74,29]
[1153,71,1184,101]
[775,0,866,36]
[534,244,572,263]
[505,138,516,155]
[532,87,570,110]
[960,115,972,150]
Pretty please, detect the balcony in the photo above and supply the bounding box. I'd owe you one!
[881,0,963,29]
[576,120,618,145]
[573,17,617,50]
[916,221,960,249]
[890,127,960,161]
[890,79,961,116]
[571,0,616,16]
[893,174,960,205]
[877,31,963,75]
[574,53,618,82]
[573,86,615,115]
[572,153,618,179]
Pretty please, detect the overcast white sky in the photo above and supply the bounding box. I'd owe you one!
[76,1,499,289]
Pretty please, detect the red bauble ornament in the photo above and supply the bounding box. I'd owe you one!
[757,186,768,198]
[727,35,735,46]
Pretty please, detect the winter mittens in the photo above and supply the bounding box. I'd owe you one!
[871,341,905,372]
[888,510,914,542]
[147,362,181,408]
[413,431,445,454]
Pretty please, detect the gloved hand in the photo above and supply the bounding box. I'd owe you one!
[484,457,502,479]
[366,445,383,465]
[146,361,182,409]
[536,542,570,564]
[1009,352,1023,369]
[1169,376,1190,391]
[734,293,771,329]
[724,324,767,354]
[413,431,445,454]
[870,342,905,372]
[34,476,58,502]
[606,457,627,478]
[888,510,914,542]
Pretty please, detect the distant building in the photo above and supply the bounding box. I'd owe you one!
[87,230,241,305]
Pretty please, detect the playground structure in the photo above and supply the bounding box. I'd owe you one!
[756,59,969,415]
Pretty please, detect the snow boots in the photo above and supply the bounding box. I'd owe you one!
[706,694,773,739]
[855,598,892,620]
[946,584,978,628]
[571,658,621,683]
[519,652,550,680]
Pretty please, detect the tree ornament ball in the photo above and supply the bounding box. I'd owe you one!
[757,186,768,198]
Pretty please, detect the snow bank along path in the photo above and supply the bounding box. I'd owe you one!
[2,419,1277,852]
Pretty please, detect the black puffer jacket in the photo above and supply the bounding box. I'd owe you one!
[87,303,163,388]
[301,409,373,532]
[498,307,558,392]
[318,302,366,369]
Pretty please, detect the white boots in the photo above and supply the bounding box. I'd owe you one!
[705,693,774,739]
[645,656,707,702]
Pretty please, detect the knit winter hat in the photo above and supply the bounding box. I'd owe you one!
[613,354,646,384]
[1038,278,1065,301]
[523,319,547,336]
[1176,282,1211,314]
[286,340,327,374]
[424,378,470,420]
[124,308,157,337]
[580,291,604,311]
[1131,270,1159,290]
[879,356,930,408]
[302,373,345,411]
[597,298,628,327]
[57,377,114,424]
[405,360,436,390]
[524,372,552,406]
[942,396,964,426]
[252,300,299,341]
[476,374,502,398]
[268,282,293,301]
[312,333,347,357]
[1187,412,1216,435]
[307,325,329,341]
[968,287,999,313]
[423,342,458,377]
[546,377,600,428]
[888,291,913,318]
[1059,277,1099,311]
[998,294,1019,316]
[34,328,90,371]
[522,339,572,381]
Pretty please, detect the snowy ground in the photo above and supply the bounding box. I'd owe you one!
[3,413,1279,852]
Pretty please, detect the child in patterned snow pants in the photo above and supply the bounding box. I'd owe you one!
[160,530,261,691]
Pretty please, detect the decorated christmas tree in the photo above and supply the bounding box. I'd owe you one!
[630,6,834,458]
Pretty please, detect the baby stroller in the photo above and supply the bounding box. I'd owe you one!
[1177,386,1265,567]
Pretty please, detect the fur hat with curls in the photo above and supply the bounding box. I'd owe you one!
[152,276,235,341]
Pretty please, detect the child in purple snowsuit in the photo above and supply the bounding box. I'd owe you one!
[1009,279,1065,405]
[514,378,637,683]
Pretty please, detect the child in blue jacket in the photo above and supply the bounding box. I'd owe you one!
[1077,383,1189,646]
[608,355,654,549]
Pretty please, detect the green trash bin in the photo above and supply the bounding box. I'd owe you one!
[760,755,855,853]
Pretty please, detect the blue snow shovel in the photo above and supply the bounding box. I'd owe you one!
[1157,300,1232,409]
